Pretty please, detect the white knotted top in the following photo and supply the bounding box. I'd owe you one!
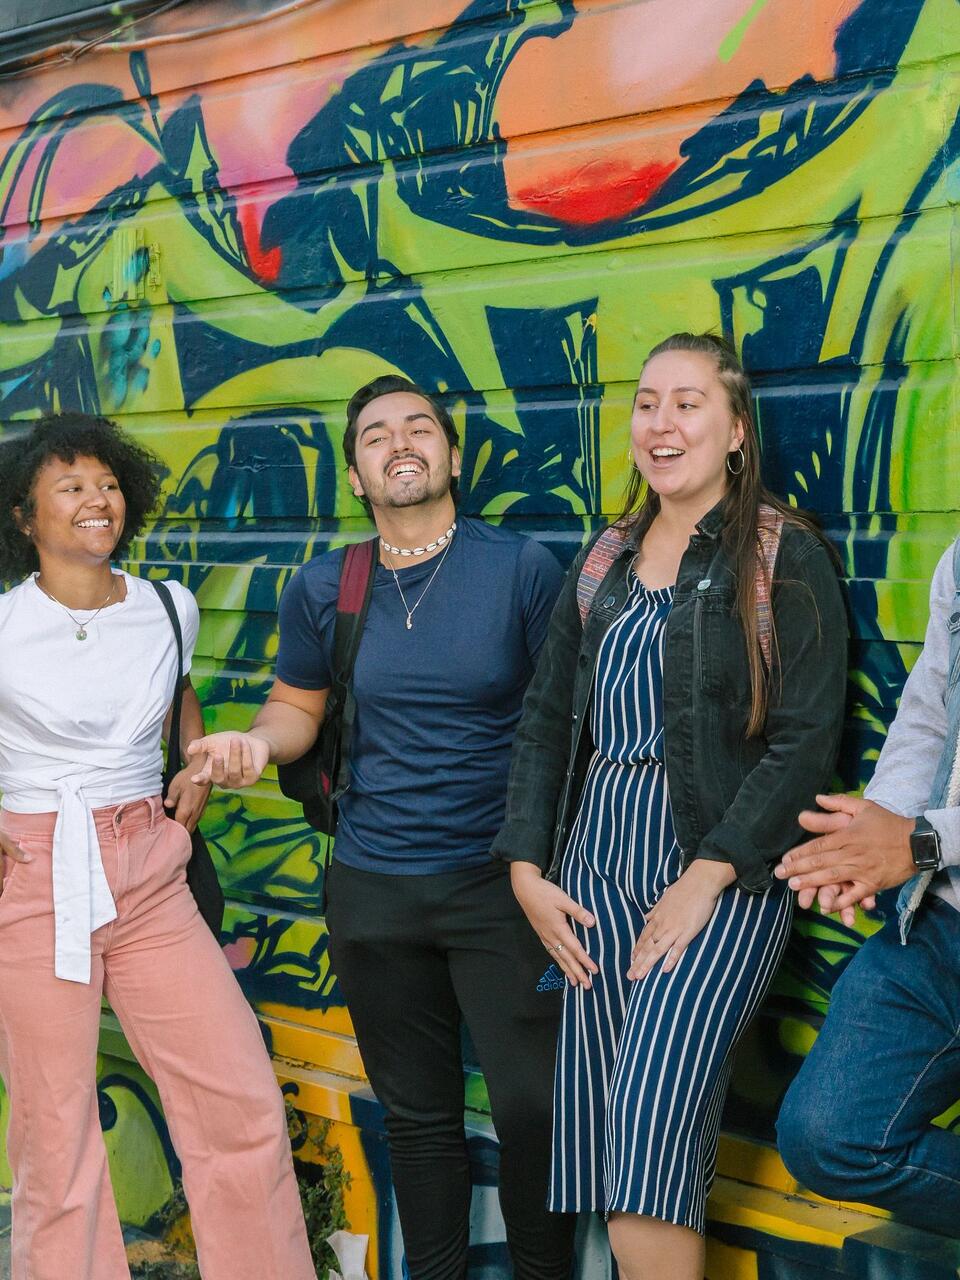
[0,572,199,982]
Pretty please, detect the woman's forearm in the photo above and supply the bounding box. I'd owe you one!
[179,682,206,759]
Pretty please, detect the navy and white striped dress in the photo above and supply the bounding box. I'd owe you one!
[550,573,793,1232]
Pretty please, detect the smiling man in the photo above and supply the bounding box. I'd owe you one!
[188,374,574,1280]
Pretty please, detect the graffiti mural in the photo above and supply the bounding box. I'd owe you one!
[0,0,958,1275]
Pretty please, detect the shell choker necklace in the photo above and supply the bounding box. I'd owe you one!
[380,520,457,558]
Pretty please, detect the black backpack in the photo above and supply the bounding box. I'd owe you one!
[276,537,378,833]
[152,579,225,938]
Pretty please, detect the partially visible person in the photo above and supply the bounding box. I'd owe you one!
[187,377,575,1280]
[776,535,960,1237]
[493,334,847,1280]
[0,413,316,1280]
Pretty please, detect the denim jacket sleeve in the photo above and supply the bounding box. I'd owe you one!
[694,530,849,891]
[490,545,589,870]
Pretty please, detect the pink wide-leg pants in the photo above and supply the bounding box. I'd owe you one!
[0,796,316,1280]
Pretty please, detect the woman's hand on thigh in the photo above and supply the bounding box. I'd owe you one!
[0,831,32,894]
[628,859,736,980]
[510,861,598,988]
[164,765,212,831]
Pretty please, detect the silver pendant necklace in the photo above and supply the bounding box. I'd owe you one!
[387,536,454,630]
[35,575,119,641]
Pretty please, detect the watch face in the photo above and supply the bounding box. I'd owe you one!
[911,829,941,870]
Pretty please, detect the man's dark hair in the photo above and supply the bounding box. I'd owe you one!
[0,412,163,581]
[343,375,460,511]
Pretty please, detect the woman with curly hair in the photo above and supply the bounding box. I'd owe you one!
[0,413,316,1280]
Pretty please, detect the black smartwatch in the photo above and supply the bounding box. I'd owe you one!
[909,816,942,871]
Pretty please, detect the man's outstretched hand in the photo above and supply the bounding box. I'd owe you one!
[775,793,914,917]
[187,731,271,789]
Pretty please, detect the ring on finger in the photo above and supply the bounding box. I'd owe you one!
[555,943,565,954]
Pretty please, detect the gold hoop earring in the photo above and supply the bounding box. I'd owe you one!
[726,447,745,476]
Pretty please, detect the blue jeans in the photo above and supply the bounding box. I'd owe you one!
[777,896,960,1236]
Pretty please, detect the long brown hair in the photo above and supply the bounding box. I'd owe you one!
[615,332,827,736]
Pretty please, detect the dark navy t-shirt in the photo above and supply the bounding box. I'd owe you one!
[276,518,564,873]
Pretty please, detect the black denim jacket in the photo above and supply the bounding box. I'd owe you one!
[491,504,848,892]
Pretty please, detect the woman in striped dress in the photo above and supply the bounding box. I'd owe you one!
[493,333,848,1280]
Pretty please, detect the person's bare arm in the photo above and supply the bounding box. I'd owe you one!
[187,680,329,789]
[164,677,213,829]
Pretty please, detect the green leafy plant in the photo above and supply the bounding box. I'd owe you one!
[126,1101,352,1280]
[285,1099,352,1276]
[130,1263,200,1280]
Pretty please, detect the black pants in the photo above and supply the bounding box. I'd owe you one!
[325,857,576,1280]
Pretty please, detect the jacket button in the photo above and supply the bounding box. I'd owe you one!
[697,579,711,590]
[950,612,960,626]
[603,594,616,607]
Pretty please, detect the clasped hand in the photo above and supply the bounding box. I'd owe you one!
[187,731,271,789]
[775,793,915,920]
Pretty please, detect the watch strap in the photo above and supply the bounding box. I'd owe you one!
[910,816,941,870]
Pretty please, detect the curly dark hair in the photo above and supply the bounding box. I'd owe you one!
[0,412,163,581]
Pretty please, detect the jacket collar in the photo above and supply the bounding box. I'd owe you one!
[695,498,726,541]
[619,497,727,553]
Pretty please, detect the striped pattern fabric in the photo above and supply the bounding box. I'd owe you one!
[550,573,793,1229]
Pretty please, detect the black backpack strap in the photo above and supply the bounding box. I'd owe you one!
[152,579,185,798]
[275,537,379,831]
[329,537,378,794]
[151,579,225,937]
